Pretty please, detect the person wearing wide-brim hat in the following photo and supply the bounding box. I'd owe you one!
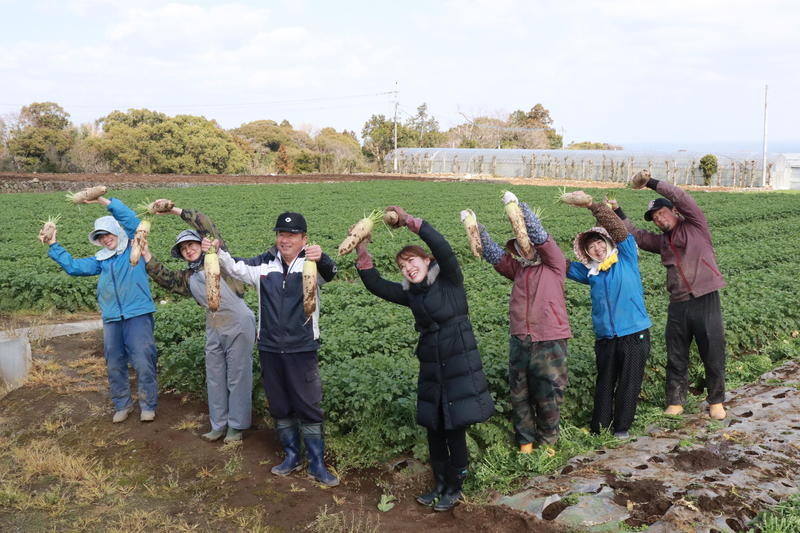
[141,202,255,444]
[564,192,652,440]
[617,170,728,421]
[214,211,340,487]
[42,194,158,424]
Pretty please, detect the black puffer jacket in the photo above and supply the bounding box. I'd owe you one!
[358,221,495,430]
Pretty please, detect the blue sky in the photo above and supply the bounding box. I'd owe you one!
[1,0,798,152]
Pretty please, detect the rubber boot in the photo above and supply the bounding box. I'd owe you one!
[433,465,467,512]
[302,423,340,487]
[415,461,447,506]
[271,419,303,476]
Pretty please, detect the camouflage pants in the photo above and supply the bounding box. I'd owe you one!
[508,336,569,445]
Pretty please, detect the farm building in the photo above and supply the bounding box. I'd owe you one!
[772,153,800,190]
[385,147,780,188]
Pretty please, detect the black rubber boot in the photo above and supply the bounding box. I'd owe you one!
[433,465,467,512]
[302,423,340,487]
[415,461,447,506]
[270,419,303,476]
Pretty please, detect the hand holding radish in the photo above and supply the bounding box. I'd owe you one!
[604,194,619,210]
[354,233,371,255]
[304,244,322,262]
[385,206,408,228]
[202,237,220,252]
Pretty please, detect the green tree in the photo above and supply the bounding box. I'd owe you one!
[361,114,415,166]
[7,102,76,171]
[405,103,445,147]
[314,127,366,173]
[699,154,718,186]
[90,109,250,174]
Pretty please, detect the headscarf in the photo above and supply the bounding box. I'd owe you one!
[88,216,128,261]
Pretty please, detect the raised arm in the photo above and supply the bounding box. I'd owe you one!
[178,208,228,250]
[611,200,662,254]
[354,238,409,306]
[651,179,708,229]
[48,243,102,276]
[588,201,628,244]
[105,198,141,238]
[386,206,462,285]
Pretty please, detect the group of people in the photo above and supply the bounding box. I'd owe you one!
[41,170,728,511]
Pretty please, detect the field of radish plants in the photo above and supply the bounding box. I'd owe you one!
[2,180,800,488]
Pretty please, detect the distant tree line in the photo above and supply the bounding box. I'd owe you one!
[0,101,619,174]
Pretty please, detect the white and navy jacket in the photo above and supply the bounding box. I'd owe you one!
[218,247,336,353]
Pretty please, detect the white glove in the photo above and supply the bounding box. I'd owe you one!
[502,191,519,205]
[460,209,476,223]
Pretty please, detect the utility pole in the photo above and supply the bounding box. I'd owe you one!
[393,81,399,173]
[761,84,768,187]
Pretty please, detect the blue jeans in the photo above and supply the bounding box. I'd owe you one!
[103,313,158,411]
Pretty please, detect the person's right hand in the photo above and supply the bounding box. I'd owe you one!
[629,169,651,189]
[604,194,619,210]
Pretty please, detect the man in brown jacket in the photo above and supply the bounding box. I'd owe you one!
[615,170,727,420]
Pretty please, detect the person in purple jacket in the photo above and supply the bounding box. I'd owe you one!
[617,170,727,420]
[471,191,571,453]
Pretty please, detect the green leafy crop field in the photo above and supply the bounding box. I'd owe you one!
[2,181,799,485]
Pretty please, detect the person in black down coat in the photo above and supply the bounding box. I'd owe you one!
[354,206,495,512]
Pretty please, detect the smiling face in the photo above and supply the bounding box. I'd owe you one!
[397,254,431,284]
[179,240,202,262]
[651,207,680,232]
[586,237,608,262]
[275,231,308,264]
[97,233,118,250]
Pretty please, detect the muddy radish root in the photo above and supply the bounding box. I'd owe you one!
[205,245,220,311]
[129,220,151,266]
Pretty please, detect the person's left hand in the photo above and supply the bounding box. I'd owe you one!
[604,194,619,210]
[201,237,220,252]
[305,244,322,261]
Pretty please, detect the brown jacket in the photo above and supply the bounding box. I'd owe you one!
[622,180,726,302]
[493,236,572,341]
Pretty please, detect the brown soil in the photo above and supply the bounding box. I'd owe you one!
[0,171,753,192]
[0,331,567,533]
[671,448,734,472]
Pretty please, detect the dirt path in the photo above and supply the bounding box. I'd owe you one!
[0,330,564,533]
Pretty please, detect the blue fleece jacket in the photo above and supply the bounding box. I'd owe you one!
[48,198,156,323]
[567,234,651,339]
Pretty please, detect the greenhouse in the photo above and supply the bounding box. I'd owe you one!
[385,147,781,188]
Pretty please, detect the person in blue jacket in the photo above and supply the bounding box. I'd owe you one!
[564,192,652,439]
[41,194,158,424]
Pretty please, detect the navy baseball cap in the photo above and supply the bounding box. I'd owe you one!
[273,212,307,233]
[644,198,674,221]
